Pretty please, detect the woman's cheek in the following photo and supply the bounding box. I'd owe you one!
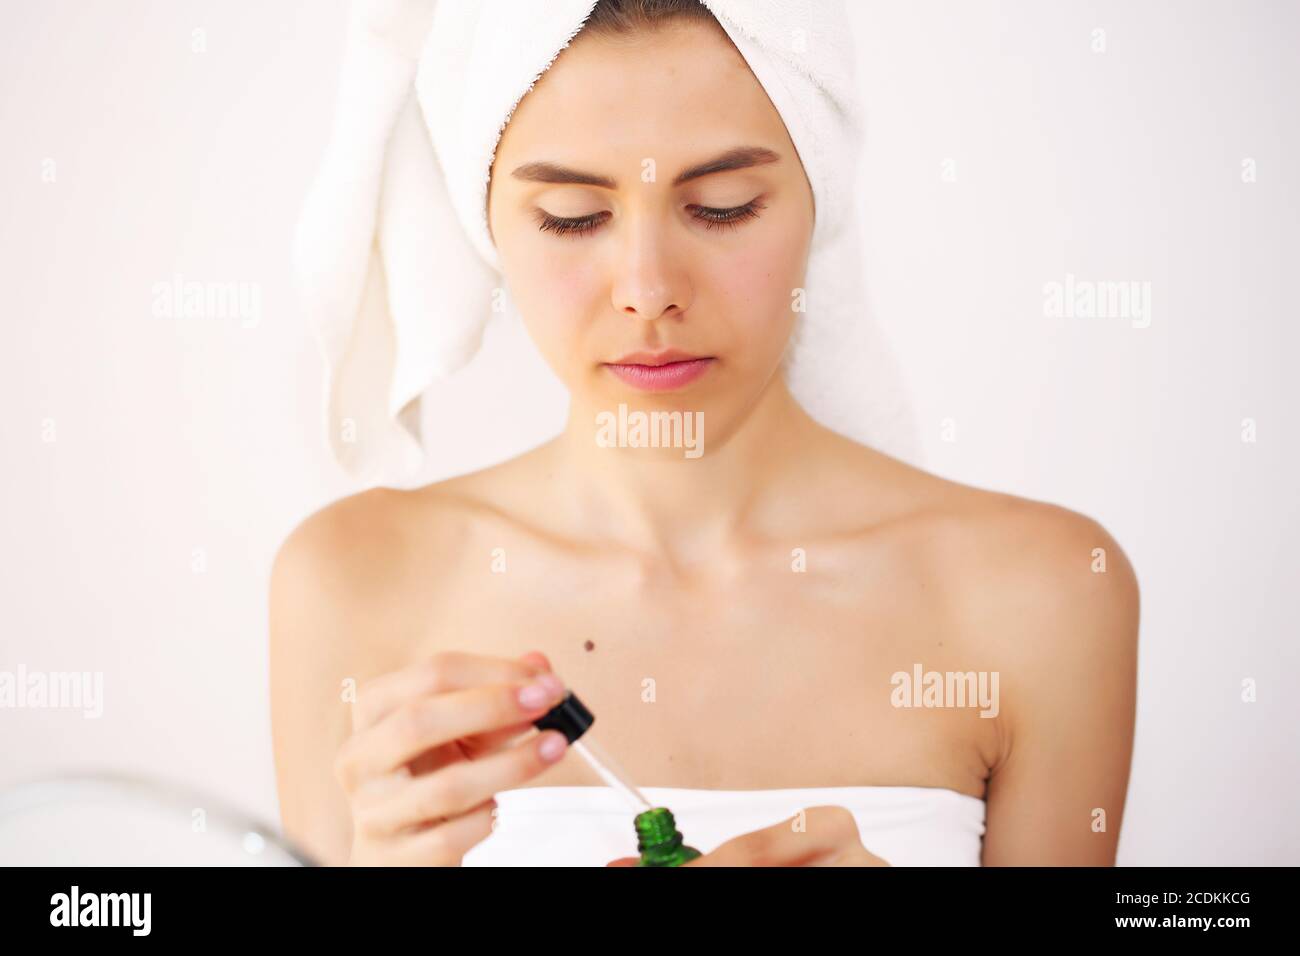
[706,235,802,364]
[511,248,602,373]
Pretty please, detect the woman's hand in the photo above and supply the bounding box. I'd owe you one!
[607,805,892,867]
[336,649,570,866]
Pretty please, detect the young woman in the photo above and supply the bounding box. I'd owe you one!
[270,0,1139,867]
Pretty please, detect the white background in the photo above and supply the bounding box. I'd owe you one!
[1,0,1295,864]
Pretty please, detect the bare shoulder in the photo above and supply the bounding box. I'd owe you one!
[918,477,1139,608]
[931,482,1140,650]
[873,460,1142,861]
[268,459,535,648]
[855,453,1141,796]
[266,477,500,863]
[850,446,1140,662]
[266,487,418,863]
[271,487,416,610]
[269,478,493,613]
[867,454,1141,750]
[268,483,490,721]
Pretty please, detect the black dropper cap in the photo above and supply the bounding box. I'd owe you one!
[532,690,595,744]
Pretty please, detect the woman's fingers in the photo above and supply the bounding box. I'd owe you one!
[516,650,552,674]
[350,651,552,733]
[337,650,564,866]
[354,729,570,838]
[337,674,567,787]
[454,653,559,754]
[681,820,791,867]
[682,805,885,867]
[383,797,501,867]
[454,652,561,756]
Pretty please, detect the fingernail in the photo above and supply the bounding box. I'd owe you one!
[539,731,568,762]
[536,672,565,698]
[518,681,552,709]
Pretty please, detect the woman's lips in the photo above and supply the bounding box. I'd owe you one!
[603,357,715,391]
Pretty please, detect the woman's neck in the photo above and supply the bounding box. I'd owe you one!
[547,371,826,561]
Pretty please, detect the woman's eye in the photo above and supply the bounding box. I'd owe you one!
[534,209,609,238]
[534,199,765,239]
[690,199,766,231]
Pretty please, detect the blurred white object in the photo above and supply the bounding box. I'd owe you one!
[0,771,316,866]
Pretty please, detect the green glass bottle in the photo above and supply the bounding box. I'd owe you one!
[634,807,701,867]
[530,689,700,866]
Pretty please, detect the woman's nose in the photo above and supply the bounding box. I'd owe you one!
[609,217,691,322]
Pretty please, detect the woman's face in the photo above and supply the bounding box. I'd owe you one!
[486,19,815,439]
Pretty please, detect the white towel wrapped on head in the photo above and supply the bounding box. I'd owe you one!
[292,0,920,483]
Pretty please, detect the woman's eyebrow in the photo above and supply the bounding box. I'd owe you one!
[510,146,781,189]
[670,146,781,186]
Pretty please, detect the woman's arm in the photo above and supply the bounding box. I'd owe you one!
[269,496,391,867]
[976,506,1140,865]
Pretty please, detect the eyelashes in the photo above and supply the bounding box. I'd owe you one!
[533,198,767,239]
[533,209,607,238]
[693,199,767,231]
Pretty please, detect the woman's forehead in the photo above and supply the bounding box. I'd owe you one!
[493,22,788,174]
